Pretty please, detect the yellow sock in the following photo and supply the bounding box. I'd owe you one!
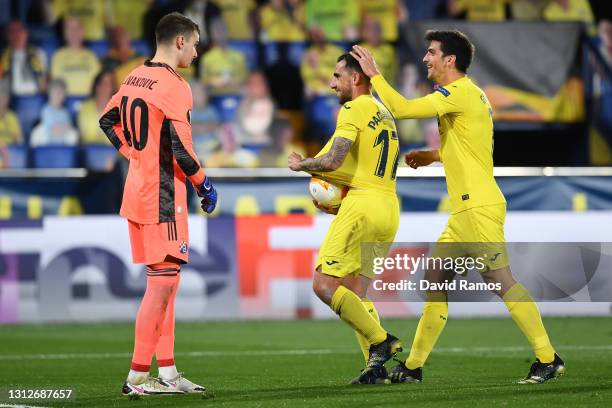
[405,291,448,370]
[331,286,387,345]
[503,283,555,363]
[355,298,380,363]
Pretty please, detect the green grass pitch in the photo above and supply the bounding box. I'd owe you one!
[1,317,611,407]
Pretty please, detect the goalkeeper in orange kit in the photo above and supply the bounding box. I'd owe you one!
[99,12,217,397]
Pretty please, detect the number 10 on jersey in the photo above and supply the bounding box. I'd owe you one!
[120,96,149,151]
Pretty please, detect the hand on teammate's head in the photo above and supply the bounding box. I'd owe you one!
[350,45,380,78]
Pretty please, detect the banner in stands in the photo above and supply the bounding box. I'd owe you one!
[0,174,121,218]
[212,176,612,215]
[0,217,239,323]
[2,175,612,219]
[402,22,584,122]
[1,213,610,324]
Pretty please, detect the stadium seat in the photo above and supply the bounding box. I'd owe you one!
[306,95,338,138]
[242,144,267,155]
[32,145,79,168]
[64,96,87,124]
[83,144,118,172]
[228,41,258,70]
[29,25,60,62]
[131,40,152,58]
[87,40,110,60]
[11,94,46,137]
[287,43,307,66]
[210,95,242,123]
[264,42,306,66]
[333,42,351,51]
[600,78,612,134]
[6,144,28,168]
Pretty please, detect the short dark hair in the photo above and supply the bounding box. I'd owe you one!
[425,30,475,73]
[155,12,200,45]
[337,53,370,82]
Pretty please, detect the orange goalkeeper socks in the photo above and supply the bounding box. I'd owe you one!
[130,263,180,373]
[155,273,180,369]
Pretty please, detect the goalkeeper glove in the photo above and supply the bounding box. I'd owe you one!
[194,177,217,214]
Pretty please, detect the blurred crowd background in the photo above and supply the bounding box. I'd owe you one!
[0,0,610,170]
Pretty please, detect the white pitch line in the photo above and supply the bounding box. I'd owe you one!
[0,344,610,362]
[0,405,52,408]
[437,344,612,353]
[0,349,335,361]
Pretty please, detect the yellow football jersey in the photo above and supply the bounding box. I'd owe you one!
[424,76,506,213]
[358,0,399,42]
[314,94,399,194]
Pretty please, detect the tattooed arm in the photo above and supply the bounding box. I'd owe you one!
[288,137,353,172]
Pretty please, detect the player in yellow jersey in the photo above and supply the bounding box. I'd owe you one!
[351,31,565,384]
[288,53,402,384]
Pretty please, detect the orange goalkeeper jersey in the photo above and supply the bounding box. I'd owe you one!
[100,60,205,224]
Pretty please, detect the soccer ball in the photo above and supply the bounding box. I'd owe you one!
[309,177,347,208]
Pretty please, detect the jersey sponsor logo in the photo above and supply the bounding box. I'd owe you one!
[434,84,450,97]
[179,241,189,254]
[461,194,470,201]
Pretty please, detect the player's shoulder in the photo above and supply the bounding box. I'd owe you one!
[343,95,375,112]
[133,61,189,90]
[339,98,366,120]
[340,96,392,127]
[432,76,474,99]
[341,100,355,112]
[433,83,452,98]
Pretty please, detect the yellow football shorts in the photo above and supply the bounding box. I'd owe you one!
[317,189,399,279]
[432,203,509,272]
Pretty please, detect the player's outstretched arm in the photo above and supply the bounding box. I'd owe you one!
[351,45,438,120]
[288,137,353,173]
[405,149,441,169]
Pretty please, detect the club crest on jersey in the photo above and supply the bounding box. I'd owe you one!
[179,241,189,254]
[434,84,450,97]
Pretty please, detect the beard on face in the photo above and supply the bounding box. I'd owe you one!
[337,88,352,104]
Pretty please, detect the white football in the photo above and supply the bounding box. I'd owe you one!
[309,177,347,208]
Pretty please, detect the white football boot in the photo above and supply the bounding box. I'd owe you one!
[161,373,207,393]
[122,375,185,398]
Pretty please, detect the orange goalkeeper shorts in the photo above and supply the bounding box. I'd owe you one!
[128,216,190,265]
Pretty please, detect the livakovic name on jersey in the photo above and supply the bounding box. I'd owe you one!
[122,75,159,90]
